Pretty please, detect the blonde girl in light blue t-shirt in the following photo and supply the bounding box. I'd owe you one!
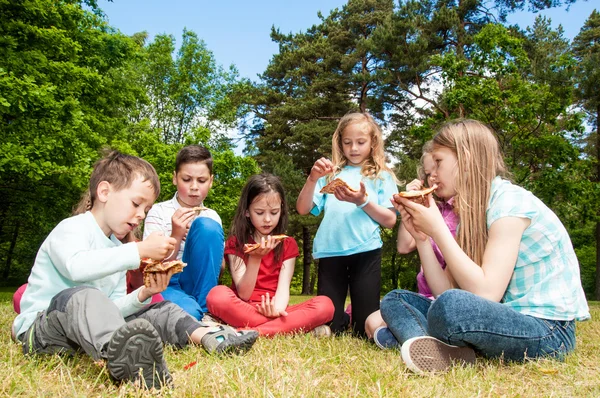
[296,112,398,337]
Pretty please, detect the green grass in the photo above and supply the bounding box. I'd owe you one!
[1,292,599,397]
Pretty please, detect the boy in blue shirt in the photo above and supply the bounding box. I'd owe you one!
[12,152,258,390]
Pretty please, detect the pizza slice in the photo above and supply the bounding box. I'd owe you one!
[140,258,186,287]
[191,206,208,215]
[243,234,289,254]
[393,185,437,207]
[319,178,358,194]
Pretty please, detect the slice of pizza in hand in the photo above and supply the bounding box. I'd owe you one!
[243,234,289,254]
[320,178,358,194]
[393,185,438,207]
[191,206,208,215]
[140,259,186,287]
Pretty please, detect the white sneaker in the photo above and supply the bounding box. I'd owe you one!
[401,336,476,374]
[312,324,332,338]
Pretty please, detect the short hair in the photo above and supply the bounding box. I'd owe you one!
[175,145,213,173]
[89,151,160,208]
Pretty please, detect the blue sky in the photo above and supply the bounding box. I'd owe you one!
[100,0,596,81]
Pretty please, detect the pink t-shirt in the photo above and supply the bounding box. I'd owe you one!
[416,198,459,298]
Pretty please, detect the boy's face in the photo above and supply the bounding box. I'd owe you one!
[97,176,156,239]
[173,162,213,208]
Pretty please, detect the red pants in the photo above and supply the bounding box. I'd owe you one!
[206,285,334,336]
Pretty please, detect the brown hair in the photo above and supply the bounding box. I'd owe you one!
[330,112,399,183]
[86,151,160,210]
[175,145,213,173]
[433,119,508,266]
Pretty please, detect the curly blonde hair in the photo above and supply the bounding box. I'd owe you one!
[330,112,398,183]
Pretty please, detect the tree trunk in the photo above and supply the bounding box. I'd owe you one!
[309,260,317,295]
[3,220,20,280]
[595,105,600,300]
[301,225,312,294]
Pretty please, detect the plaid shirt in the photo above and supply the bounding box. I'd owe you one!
[487,177,589,321]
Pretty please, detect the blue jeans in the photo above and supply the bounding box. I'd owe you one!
[380,289,576,361]
[162,217,224,320]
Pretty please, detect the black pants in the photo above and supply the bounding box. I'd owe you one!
[317,248,381,337]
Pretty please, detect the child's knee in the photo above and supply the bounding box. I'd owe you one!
[364,310,384,339]
[427,289,467,336]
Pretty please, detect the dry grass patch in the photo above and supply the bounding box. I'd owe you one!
[0,292,599,397]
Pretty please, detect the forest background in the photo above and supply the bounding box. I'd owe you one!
[1,0,599,300]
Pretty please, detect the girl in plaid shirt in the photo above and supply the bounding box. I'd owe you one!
[382,119,589,374]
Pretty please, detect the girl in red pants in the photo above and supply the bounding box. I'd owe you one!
[206,174,334,336]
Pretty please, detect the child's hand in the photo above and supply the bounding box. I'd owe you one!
[248,236,282,258]
[396,195,444,239]
[309,157,334,182]
[256,292,288,318]
[137,232,177,260]
[138,268,175,301]
[171,208,195,240]
[394,199,429,242]
[334,181,367,206]
[406,179,423,192]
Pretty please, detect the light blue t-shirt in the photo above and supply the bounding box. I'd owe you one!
[487,177,590,321]
[311,166,398,259]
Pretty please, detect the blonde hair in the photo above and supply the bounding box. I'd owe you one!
[330,112,398,182]
[416,140,434,182]
[433,119,508,266]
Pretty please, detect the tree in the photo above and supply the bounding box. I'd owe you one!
[573,10,600,300]
[0,0,142,283]
[136,30,242,144]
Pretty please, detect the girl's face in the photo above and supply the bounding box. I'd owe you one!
[173,161,213,208]
[341,122,372,166]
[422,153,435,188]
[431,146,458,199]
[246,191,282,237]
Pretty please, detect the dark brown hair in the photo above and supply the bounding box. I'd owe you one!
[230,174,288,264]
[175,145,213,173]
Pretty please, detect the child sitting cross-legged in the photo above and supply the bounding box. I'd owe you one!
[12,152,258,390]
[206,173,335,336]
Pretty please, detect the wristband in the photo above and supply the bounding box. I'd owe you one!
[357,197,369,209]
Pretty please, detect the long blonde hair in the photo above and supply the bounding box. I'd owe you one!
[433,119,508,265]
[331,112,398,182]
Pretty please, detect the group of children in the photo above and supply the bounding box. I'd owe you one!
[11,112,590,388]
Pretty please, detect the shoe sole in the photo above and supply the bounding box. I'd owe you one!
[106,319,172,389]
[401,336,476,374]
[214,330,259,355]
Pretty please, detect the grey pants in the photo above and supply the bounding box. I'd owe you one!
[19,286,204,361]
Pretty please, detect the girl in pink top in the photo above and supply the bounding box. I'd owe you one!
[206,174,334,336]
[365,142,458,347]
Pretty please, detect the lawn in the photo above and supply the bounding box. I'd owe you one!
[1,290,599,397]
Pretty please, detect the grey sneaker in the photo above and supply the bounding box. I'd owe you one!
[401,336,476,374]
[106,319,172,390]
[200,325,259,355]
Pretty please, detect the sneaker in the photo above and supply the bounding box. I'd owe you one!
[312,324,332,338]
[373,326,400,350]
[401,336,476,374]
[200,325,259,355]
[106,319,172,390]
